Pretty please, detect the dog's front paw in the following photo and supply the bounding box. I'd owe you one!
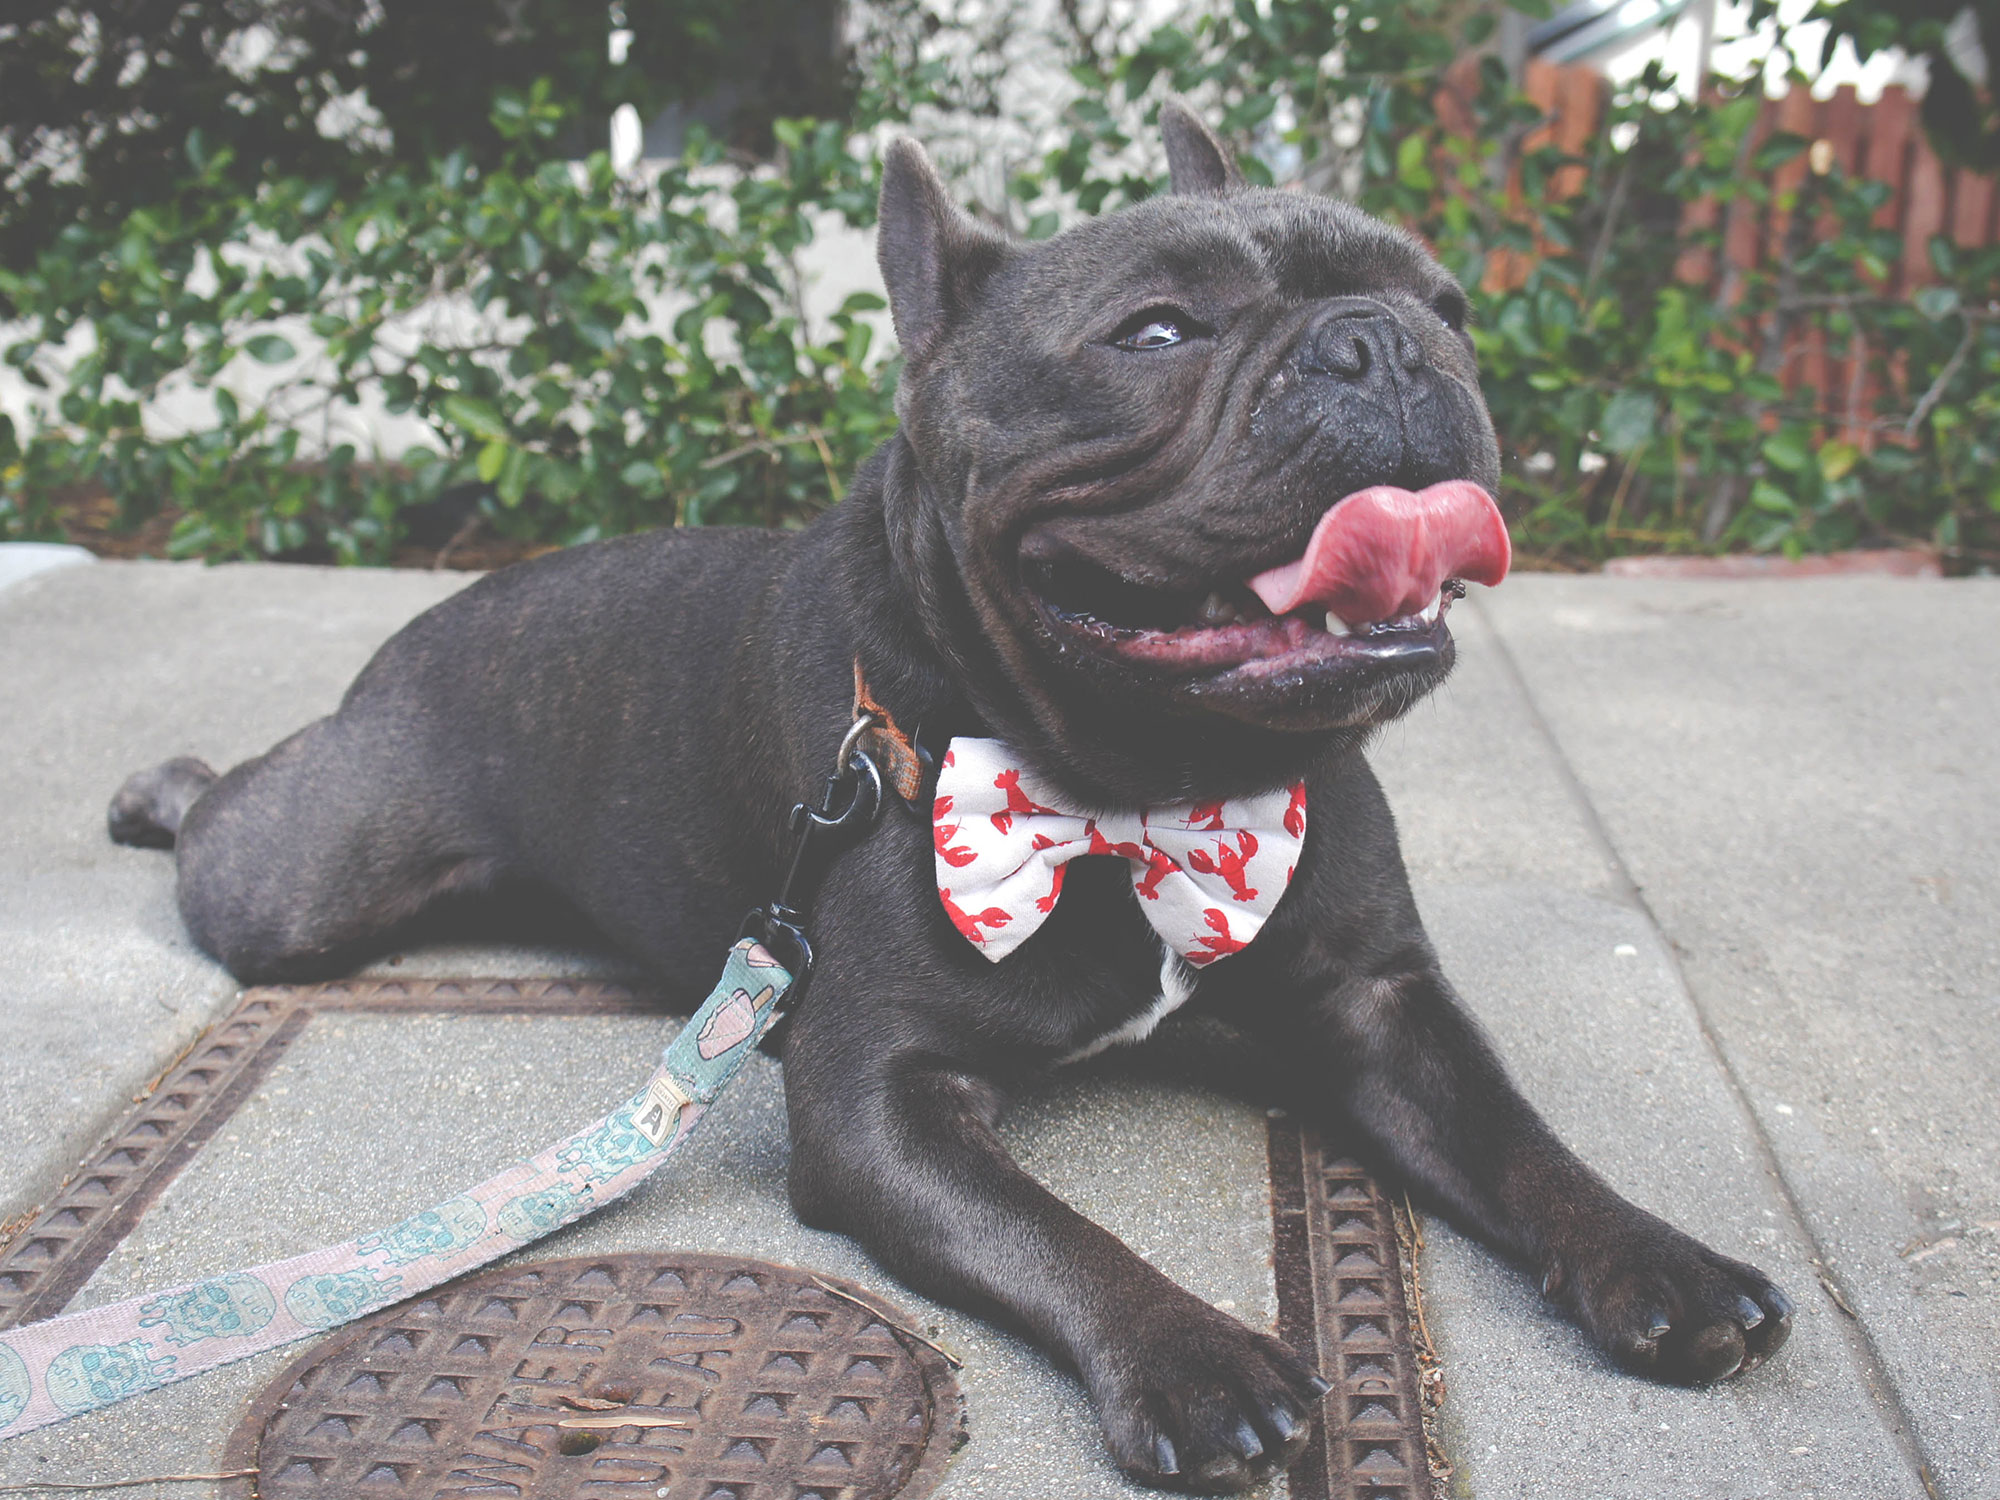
[1550,1211,1793,1384]
[1089,1299,1327,1494]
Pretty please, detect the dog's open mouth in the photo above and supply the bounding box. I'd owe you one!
[1022,481,1511,680]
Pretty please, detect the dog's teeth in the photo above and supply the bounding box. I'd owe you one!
[1197,591,1240,627]
[1415,591,1443,625]
[1323,611,1353,638]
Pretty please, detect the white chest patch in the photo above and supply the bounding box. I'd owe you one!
[1059,945,1199,1065]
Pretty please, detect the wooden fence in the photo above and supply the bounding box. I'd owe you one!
[1436,59,1999,441]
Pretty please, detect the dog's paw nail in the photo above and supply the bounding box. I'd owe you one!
[1644,1311,1672,1339]
[1154,1434,1180,1476]
[1267,1402,1301,1441]
[1307,1372,1334,1398]
[1766,1285,1794,1323]
[1734,1294,1765,1329]
[1228,1417,1264,1461]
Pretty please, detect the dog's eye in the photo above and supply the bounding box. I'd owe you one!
[1432,292,1467,331]
[1112,310,1193,350]
[1120,320,1183,350]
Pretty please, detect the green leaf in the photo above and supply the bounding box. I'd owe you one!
[1396,133,1435,191]
[1753,136,1807,172]
[442,395,509,443]
[299,180,337,218]
[1817,440,1860,483]
[1761,429,1810,473]
[496,445,529,507]
[1747,513,1794,551]
[243,335,296,365]
[1599,390,1655,454]
[1749,479,1796,515]
[1913,285,1959,320]
[476,439,509,483]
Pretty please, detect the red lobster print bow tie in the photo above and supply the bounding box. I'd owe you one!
[931,738,1307,965]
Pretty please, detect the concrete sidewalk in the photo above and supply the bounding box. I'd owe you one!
[0,557,1993,1498]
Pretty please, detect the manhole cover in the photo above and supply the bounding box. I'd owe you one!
[223,1253,963,1499]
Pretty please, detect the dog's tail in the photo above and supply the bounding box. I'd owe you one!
[108,757,218,849]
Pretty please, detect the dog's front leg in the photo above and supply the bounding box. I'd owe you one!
[782,1017,1325,1492]
[1304,964,1792,1382]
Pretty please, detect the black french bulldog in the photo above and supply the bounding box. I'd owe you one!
[111,104,1790,1492]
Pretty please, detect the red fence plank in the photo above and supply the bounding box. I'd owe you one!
[1718,95,1777,306]
[1950,166,1994,248]
[1552,63,1601,200]
[1821,85,1863,175]
[1766,86,1818,263]
[1864,87,1916,238]
[1904,139,1949,286]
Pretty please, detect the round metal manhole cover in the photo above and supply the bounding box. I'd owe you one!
[223,1253,964,1499]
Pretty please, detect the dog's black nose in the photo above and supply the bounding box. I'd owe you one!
[1300,299,1423,382]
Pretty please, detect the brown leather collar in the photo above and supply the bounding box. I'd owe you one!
[852,659,930,804]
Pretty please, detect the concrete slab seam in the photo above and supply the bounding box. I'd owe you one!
[1466,590,1942,1496]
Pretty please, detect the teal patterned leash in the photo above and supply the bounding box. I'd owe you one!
[0,938,794,1439]
[0,712,890,1440]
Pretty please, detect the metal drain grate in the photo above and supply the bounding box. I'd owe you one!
[220,1253,963,1499]
[1269,1118,1435,1500]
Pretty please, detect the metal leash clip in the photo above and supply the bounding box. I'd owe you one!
[739,711,885,1020]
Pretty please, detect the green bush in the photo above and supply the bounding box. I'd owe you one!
[2,94,890,561]
[3,0,1995,565]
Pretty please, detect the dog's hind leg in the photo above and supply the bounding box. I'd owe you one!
[108,757,219,849]
[135,714,507,984]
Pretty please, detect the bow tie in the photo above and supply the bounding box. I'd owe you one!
[930,738,1306,965]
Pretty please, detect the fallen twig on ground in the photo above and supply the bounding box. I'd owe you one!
[808,1273,963,1369]
[0,1207,39,1260]
[1810,1257,1859,1318]
[0,1473,255,1494]
[1396,1192,1453,1500]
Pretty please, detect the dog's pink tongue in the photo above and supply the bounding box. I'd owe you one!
[1247,481,1510,625]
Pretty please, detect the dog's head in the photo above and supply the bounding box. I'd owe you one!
[876,104,1506,804]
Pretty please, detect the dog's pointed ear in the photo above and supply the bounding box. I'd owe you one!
[877,139,1009,365]
[1160,98,1243,196]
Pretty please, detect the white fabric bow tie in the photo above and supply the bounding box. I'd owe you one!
[930,737,1307,965]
